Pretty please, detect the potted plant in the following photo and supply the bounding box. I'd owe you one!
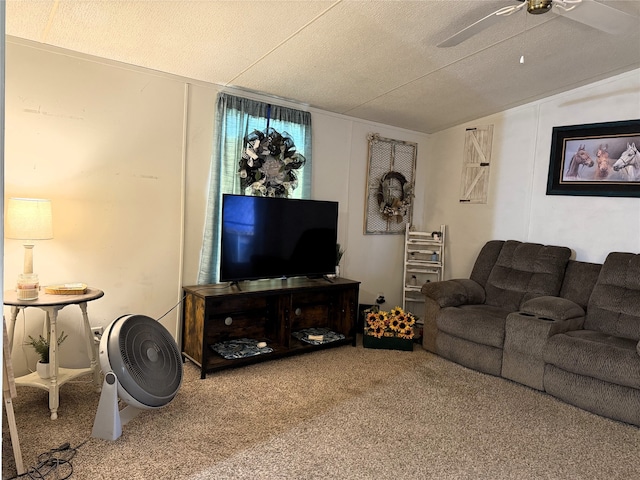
[27,331,68,379]
[335,244,345,277]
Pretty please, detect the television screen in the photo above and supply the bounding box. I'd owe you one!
[220,194,339,282]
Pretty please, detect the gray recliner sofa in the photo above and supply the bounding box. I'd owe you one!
[543,252,640,426]
[422,242,640,427]
[421,240,571,376]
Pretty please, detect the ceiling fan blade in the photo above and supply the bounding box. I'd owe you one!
[554,0,637,34]
[437,4,524,48]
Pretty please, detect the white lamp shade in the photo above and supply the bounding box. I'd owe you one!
[5,198,54,240]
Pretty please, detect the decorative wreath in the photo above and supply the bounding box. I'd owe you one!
[238,127,306,198]
[377,171,413,222]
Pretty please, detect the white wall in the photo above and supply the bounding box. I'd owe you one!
[422,69,640,278]
[3,40,429,375]
[4,41,185,373]
[530,73,640,261]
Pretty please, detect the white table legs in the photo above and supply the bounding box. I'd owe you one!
[41,306,61,420]
[79,302,102,389]
[8,303,102,420]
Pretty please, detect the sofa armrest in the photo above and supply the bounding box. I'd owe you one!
[520,296,585,322]
[421,279,485,308]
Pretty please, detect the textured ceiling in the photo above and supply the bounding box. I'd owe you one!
[5,0,640,134]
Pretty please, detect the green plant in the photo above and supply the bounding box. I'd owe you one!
[336,244,345,266]
[27,331,68,364]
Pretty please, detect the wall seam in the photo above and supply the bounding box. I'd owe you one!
[525,103,542,243]
[175,83,189,341]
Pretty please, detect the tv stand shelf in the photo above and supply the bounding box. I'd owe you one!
[182,277,359,378]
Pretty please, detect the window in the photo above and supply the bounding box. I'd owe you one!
[197,93,312,284]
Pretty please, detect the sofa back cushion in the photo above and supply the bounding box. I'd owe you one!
[585,252,640,340]
[469,240,505,288]
[559,260,602,310]
[483,241,571,311]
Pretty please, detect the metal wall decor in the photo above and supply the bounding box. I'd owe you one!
[364,133,417,234]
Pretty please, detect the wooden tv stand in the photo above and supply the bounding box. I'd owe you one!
[182,277,359,378]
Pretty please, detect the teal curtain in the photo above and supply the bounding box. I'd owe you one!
[197,93,312,284]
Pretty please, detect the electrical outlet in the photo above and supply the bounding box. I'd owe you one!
[91,326,104,343]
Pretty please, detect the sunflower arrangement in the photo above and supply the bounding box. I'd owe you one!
[365,306,416,340]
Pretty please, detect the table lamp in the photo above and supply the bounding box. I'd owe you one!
[5,198,53,300]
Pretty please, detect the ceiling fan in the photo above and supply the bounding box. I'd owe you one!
[438,0,637,47]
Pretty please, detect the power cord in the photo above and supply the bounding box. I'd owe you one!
[6,439,88,479]
[156,294,187,322]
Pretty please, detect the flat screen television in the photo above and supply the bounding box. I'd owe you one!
[220,194,339,282]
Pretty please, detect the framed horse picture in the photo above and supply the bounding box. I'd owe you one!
[546,119,640,198]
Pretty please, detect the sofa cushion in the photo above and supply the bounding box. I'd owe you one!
[484,241,571,311]
[544,329,640,389]
[559,260,601,310]
[421,278,485,308]
[469,240,505,289]
[585,252,640,341]
[437,304,511,348]
[520,296,584,321]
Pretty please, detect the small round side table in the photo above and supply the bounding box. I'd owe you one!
[4,287,104,420]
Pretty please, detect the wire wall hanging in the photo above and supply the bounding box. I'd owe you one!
[364,133,417,234]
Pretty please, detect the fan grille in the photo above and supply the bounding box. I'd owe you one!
[108,314,183,408]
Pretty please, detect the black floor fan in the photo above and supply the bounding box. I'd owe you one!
[91,314,183,440]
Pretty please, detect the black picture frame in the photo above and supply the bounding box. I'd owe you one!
[546,119,640,197]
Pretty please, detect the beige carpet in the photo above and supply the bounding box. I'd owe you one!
[3,341,639,479]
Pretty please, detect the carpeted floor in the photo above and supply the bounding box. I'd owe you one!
[3,341,639,479]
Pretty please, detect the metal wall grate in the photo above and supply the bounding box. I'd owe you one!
[364,133,417,234]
